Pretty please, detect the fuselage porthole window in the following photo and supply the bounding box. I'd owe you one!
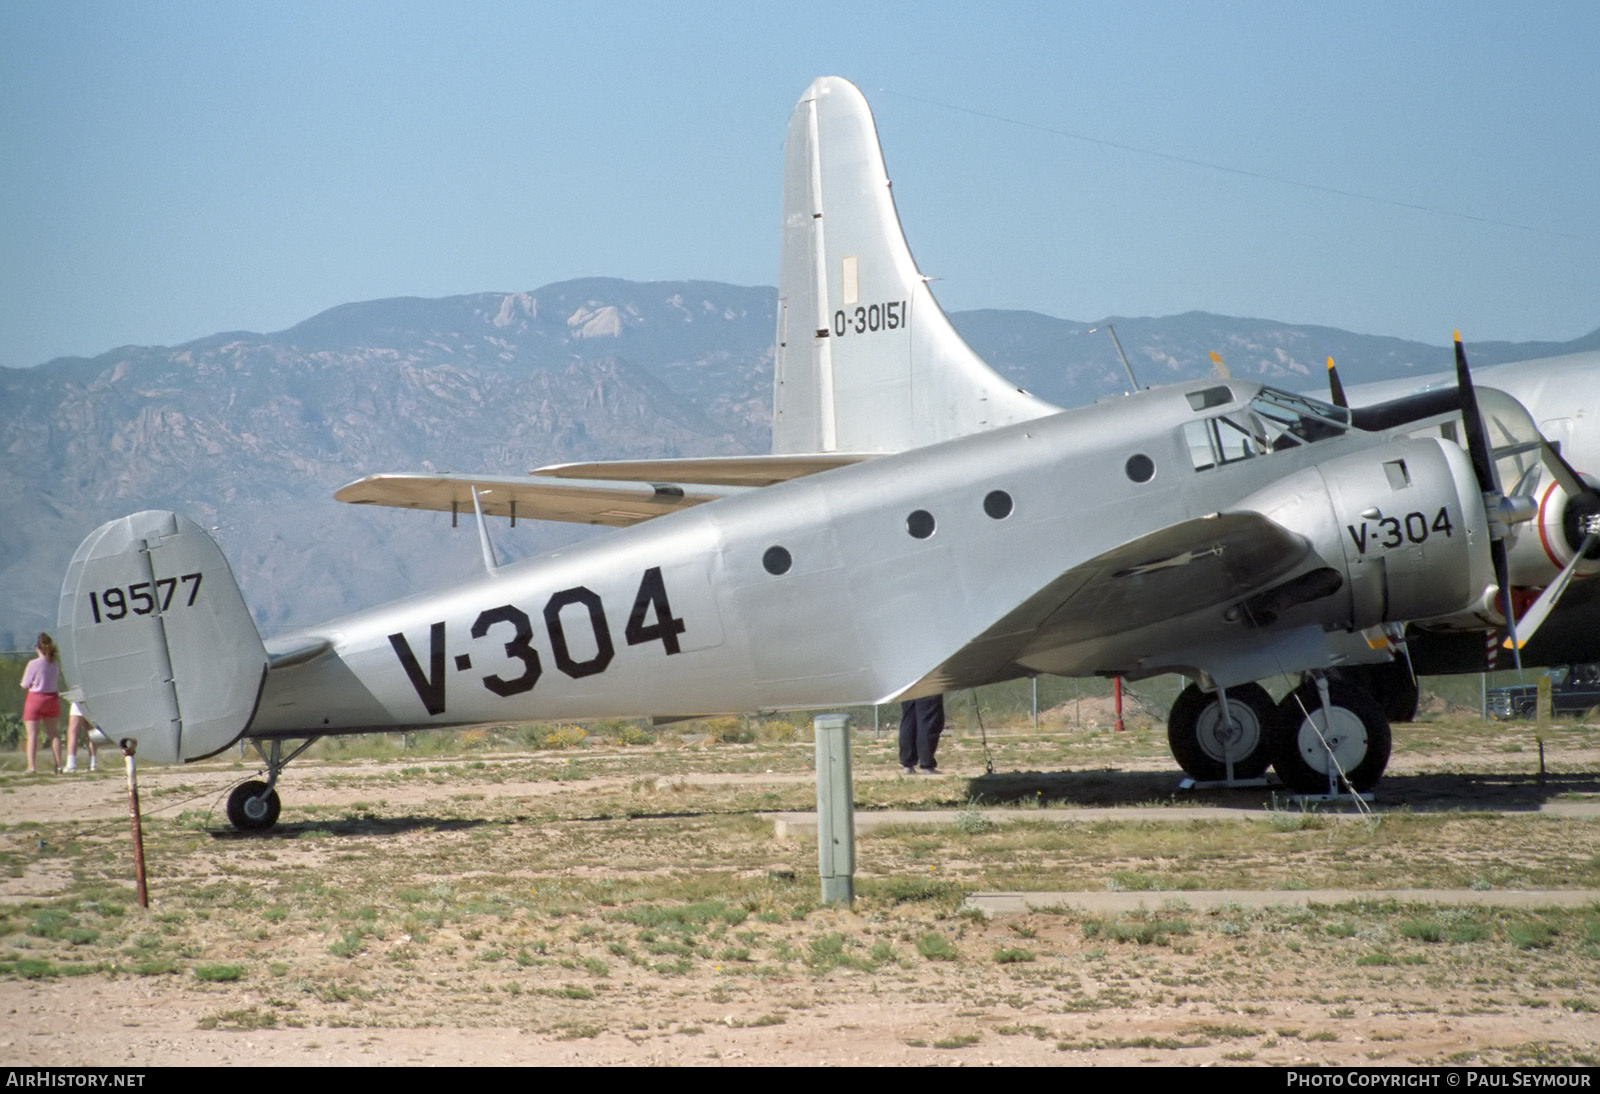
[907,510,936,539]
[983,490,1013,520]
[762,546,792,576]
[1125,454,1156,483]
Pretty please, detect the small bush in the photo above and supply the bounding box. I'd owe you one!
[955,807,996,835]
[194,963,246,982]
[541,725,589,750]
[1400,920,1443,943]
[703,717,754,744]
[1508,921,1557,950]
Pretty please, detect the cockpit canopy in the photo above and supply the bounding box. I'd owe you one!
[1183,386,1351,471]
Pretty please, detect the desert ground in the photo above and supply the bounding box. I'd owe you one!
[2,699,1598,1067]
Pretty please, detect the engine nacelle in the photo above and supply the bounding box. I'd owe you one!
[1239,436,1491,632]
[1506,470,1600,587]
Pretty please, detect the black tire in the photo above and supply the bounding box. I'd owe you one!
[1342,661,1419,724]
[1167,682,1274,781]
[1269,681,1391,794]
[226,780,281,831]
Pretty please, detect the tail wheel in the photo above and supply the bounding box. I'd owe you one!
[1270,681,1391,793]
[1167,682,1274,780]
[226,780,281,831]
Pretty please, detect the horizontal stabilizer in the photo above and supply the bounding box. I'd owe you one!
[334,473,745,527]
[533,453,878,488]
[57,511,267,763]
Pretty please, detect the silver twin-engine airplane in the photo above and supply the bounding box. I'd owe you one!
[59,78,1600,829]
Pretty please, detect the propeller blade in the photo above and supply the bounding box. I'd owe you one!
[1454,332,1500,495]
[1491,539,1523,673]
[1326,356,1348,409]
[1208,351,1231,379]
[1504,530,1600,650]
[1538,437,1595,504]
[1456,332,1521,672]
[1508,462,1541,500]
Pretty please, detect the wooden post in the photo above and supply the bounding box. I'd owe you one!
[1114,676,1126,733]
[122,741,149,909]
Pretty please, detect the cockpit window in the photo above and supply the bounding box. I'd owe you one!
[1184,387,1349,471]
[1250,388,1351,443]
[1184,415,1260,470]
[1186,386,1233,411]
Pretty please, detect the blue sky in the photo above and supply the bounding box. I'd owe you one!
[3,1,1597,369]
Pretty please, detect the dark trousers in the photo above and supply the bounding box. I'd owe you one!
[898,695,945,770]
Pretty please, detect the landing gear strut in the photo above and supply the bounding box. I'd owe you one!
[1269,678,1391,794]
[224,738,319,832]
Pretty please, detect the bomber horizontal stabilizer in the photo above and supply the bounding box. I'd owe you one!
[334,473,744,527]
[533,453,879,488]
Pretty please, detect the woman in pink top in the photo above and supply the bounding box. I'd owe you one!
[20,633,63,774]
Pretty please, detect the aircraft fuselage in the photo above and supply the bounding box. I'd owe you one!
[250,377,1486,737]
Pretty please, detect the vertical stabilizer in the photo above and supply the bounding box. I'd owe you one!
[773,77,1061,455]
[58,511,267,763]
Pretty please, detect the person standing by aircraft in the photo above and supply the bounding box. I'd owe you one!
[64,702,97,773]
[899,695,945,775]
[20,633,63,774]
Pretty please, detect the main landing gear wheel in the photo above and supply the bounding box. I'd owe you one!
[226,780,281,831]
[1167,682,1274,781]
[1341,661,1420,724]
[1269,681,1391,794]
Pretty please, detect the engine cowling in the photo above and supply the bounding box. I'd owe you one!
[1239,435,1492,632]
[1507,470,1600,587]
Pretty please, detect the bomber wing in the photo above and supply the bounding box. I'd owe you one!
[533,453,879,487]
[334,472,743,527]
[904,512,1315,695]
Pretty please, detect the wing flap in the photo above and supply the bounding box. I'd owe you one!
[334,473,741,527]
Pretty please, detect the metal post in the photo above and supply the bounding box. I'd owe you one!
[813,713,855,905]
[122,741,149,908]
[1031,675,1038,729]
[1105,324,1141,393]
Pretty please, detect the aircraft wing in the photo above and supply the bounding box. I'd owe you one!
[334,473,743,527]
[906,512,1314,694]
[533,453,880,487]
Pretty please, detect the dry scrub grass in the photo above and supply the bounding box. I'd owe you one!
[1,717,1598,1066]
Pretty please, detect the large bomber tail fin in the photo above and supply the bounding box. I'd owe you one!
[773,77,1061,455]
[58,511,267,763]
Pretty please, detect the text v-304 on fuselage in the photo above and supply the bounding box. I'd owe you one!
[56,76,1554,829]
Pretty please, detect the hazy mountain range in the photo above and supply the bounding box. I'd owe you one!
[4,276,1595,649]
